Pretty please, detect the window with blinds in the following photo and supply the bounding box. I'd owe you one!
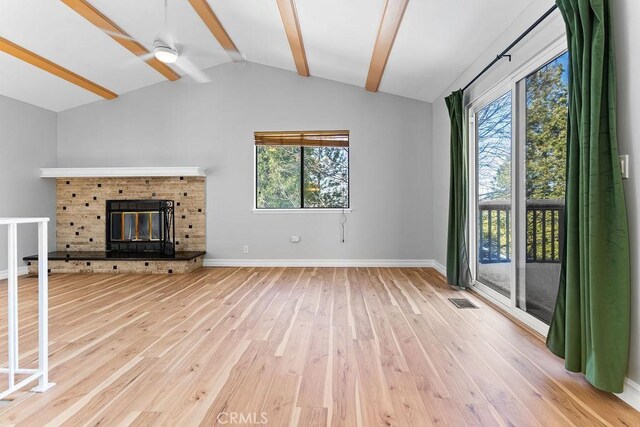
[255,130,349,209]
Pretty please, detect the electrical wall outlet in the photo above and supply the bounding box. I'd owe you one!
[290,236,300,243]
[243,245,249,254]
[620,155,629,179]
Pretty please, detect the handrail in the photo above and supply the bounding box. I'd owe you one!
[478,199,565,208]
[0,217,55,399]
[0,217,51,225]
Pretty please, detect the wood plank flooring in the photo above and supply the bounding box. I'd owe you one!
[0,267,638,426]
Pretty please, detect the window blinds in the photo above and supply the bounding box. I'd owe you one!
[254,130,349,147]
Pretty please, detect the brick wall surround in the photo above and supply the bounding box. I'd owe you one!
[38,176,207,274]
[56,176,205,252]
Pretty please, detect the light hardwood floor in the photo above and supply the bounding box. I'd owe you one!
[0,267,639,426]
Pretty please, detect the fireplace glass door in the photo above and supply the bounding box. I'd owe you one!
[111,212,161,242]
[106,199,175,256]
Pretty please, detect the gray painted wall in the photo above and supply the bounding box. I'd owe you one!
[612,0,640,389]
[431,0,640,392]
[57,63,433,261]
[0,95,57,272]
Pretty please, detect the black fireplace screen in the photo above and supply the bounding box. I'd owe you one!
[106,200,175,256]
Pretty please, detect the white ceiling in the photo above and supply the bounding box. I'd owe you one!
[0,0,536,112]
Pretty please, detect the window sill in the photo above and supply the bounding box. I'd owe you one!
[252,208,352,214]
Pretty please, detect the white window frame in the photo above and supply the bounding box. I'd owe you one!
[467,35,568,336]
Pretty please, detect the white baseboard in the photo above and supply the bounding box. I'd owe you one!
[430,260,446,276]
[0,266,29,280]
[203,258,443,268]
[617,377,640,411]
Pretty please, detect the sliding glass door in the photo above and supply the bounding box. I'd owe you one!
[475,91,513,299]
[470,46,569,332]
[516,52,569,324]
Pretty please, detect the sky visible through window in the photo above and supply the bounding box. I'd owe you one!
[477,91,512,201]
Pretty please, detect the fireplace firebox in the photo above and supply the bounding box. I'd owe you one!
[106,200,175,257]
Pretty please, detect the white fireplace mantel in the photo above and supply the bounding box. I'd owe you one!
[40,167,207,178]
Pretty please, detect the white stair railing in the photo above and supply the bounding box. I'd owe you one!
[0,218,54,400]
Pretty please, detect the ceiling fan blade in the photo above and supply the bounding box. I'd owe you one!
[101,28,139,43]
[138,52,156,62]
[179,43,227,60]
[174,57,210,83]
[117,52,157,69]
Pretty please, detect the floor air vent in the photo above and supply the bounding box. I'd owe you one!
[449,298,478,309]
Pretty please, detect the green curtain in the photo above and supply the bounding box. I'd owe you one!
[547,0,630,393]
[445,90,471,288]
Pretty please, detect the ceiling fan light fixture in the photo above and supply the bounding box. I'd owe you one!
[154,45,178,64]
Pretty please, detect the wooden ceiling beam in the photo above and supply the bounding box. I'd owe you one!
[366,0,409,92]
[276,0,309,77]
[187,0,243,62]
[0,37,117,100]
[61,0,180,81]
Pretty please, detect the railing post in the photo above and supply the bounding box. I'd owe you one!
[33,220,53,392]
[7,223,18,389]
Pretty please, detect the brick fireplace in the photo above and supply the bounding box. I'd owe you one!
[26,170,206,274]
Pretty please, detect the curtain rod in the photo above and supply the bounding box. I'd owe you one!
[462,4,559,92]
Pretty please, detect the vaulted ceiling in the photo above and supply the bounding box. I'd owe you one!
[0,0,536,112]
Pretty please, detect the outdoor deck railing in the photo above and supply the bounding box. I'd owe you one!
[478,199,564,264]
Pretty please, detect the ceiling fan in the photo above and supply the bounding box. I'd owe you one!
[102,0,233,83]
